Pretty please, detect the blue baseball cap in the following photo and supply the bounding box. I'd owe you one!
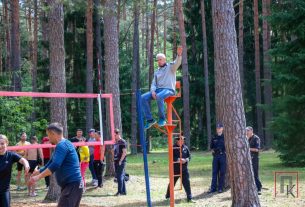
[216,122,224,128]
[88,128,95,133]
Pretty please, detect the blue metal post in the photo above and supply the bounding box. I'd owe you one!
[136,89,152,207]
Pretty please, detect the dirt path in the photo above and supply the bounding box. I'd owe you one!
[11,176,305,207]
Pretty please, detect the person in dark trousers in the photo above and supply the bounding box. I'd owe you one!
[41,137,51,188]
[29,123,83,207]
[113,128,127,196]
[165,136,195,203]
[0,134,30,207]
[93,131,105,188]
[209,122,226,193]
[246,126,262,195]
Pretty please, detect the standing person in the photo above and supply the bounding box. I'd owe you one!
[25,136,43,196]
[165,136,194,203]
[93,131,105,188]
[28,123,83,207]
[113,128,127,196]
[0,134,30,207]
[15,132,30,190]
[246,126,262,195]
[141,46,183,129]
[208,123,226,193]
[41,137,51,188]
[87,129,98,187]
[69,129,85,161]
[79,137,90,192]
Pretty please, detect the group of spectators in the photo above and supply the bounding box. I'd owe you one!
[0,123,128,207]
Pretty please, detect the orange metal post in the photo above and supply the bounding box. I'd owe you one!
[165,97,177,207]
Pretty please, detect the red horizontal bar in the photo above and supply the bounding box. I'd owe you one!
[7,140,115,151]
[0,91,112,99]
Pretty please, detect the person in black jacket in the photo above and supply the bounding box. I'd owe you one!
[209,122,226,193]
[165,136,194,203]
[246,126,262,195]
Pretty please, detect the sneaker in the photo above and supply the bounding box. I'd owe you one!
[30,192,37,197]
[187,199,196,203]
[258,190,261,195]
[157,119,166,127]
[218,189,223,193]
[92,181,98,187]
[144,120,156,130]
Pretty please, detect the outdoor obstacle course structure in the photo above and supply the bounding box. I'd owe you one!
[137,81,183,207]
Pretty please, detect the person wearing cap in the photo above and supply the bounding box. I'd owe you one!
[113,129,127,196]
[41,136,51,188]
[209,122,226,193]
[86,129,98,187]
[246,126,262,195]
[165,136,194,203]
[141,46,183,129]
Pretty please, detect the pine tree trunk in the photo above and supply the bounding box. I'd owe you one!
[172,0,177,60]
[27,0,33,62]
[212,1,261,206]
[86,0,94,132]
[117,0,121,39]
[94,0,106,138]
[262,0,273,149]
[149,0,157,87]
[200,0,212,147]
[238,0,244,94]
[155,7,160,52]
[45,0,67,201]
[145,0,150,66]
[4,0,10,71]
[32,0,38,92]
[131,1,140,155]
[253,0,264,141]
[176,0,191,147]
[40,0,48,60]
[163,0,167,55]
[141,7,145,62]
[10,0,22,91]
[103,0,122,176]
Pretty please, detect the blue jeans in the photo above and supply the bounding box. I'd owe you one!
[89,154,97,180]
[141,88,175,121]
[115,161,126,194]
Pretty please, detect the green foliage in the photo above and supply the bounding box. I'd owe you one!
[0,97,47,144]
[270,0,305,166]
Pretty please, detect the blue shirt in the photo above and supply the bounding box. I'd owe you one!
[0,151,21,193]
[40,138,81,187]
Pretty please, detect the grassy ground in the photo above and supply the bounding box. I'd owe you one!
[11,150,305,207]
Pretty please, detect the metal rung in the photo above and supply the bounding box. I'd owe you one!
[172,133,180,135]
[173,161,182,164]
[173,147,181,149]
[174,174,181,177]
